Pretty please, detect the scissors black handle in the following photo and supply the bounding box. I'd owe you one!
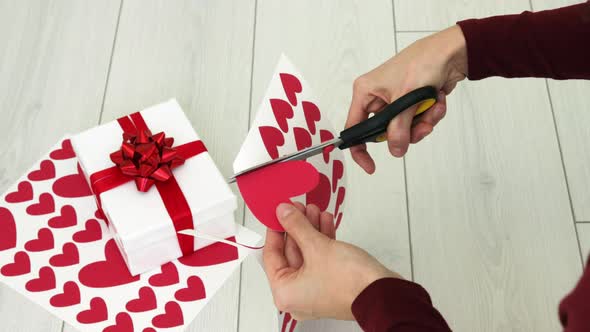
[339,86,438,149]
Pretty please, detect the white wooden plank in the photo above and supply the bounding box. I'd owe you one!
[62,1,256,332]
[577,224,590,265]
[531,0,581,11]
[398,32,582,332]
[0,1,120,331]
[394,0,529,31]
[240,1,408,331]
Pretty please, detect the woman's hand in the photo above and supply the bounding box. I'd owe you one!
[346,25,468,173]
[263,203,401,321]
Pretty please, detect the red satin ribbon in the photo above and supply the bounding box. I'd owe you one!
[89,112,207,256]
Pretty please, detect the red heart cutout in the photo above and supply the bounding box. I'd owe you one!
[126,286,157,312]
[73,219,102,243]
[1,251,30,276]
[148,262,179,287]
[143,328,156,332]
[25,266,56,292]
[178,237,239,267]
[237,160,320,231]
[24,228,54,252]
[332,160,344,193]
[50,242,79,267]
[270,98,294,133]
[28,160,56,181]
[293,127,312,151]
[335,212,343,230]
[50,281,80,307]
[26,193,55,216]
[175,276,206,302]
[259,126,285,160]
[78,239,140,288]
[5,181,33,203]
[77,297,108,324]
[52,164,92,198]
[281,312,298,332]
[279,73,302,106]
[152,301,184,328]
[302,101,321,135]
[305,173,331,212]
[334,187,346,217]
[48,205,77,228]
[50,139,76,160]
[0,207,16,251]
[319,130,335,164]
[104,312,134,332]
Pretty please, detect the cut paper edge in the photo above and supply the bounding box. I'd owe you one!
[178,228,263,251]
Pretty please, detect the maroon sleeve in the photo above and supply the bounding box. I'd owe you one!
[457,2,590,80]
[351,278,451,332]
[559,257,590,332]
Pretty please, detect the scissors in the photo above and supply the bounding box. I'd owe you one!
[228,86,437,183]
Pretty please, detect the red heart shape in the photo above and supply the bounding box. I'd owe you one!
[334,187,346,217]
[293,127,312,151]
[50,139,76,160]
[319,130,335,164]
[28,160,56,181]
[52,164,92,198]
[270,98,294,133]
[1,251,30,276]
[50,242,79,267]
[237,160,320,231]
[143,328,156,332]
[332,160,344,193]
[5,181,34,203]
[77,297,108,324]
[0,207,16,251]
[279,73,302,106]
[152,301,184,328]
[24,228,54,252]
[175,276,206,302]
[335,212,343,230]
[48,205,77,228]
[178,237,239,267]
[126,286,157,312]
[148,262,179,287]
[302,101,321,135]
[104,312,134,332]
[73,219,102,243]
[25,266,56,292]
[26,193,55,216]
[259,126,285,160]
[305,173,331,212]
[50,281,80,307]
[78,239,139,288]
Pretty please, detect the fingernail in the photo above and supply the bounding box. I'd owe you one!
[392,148,402,156]
[276,203,295,219]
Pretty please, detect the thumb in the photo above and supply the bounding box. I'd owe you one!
[276,203,322,246]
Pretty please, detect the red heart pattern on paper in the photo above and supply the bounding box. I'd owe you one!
[77,297,108,324]
[26,193,55,216]
[73,219,102,243]
[78,239,140,288]
[0,207,16,251]
[302,101,321,135]
[237,160,320,231]
[52,164,92,198]
[319,129,335,164]
[50,242,79,267]
[5,181,34,203]
[332,160,343,193]
[25,266,56,292]
[270,99,294,133]
[334,187,346,217]
[49,139,76,160]
[143,328,156,332]
[305,173,331,212]
[175,276,206,302]
[148,262,179,287]
[28,160,56,181]
[1,251,31,276]
[152,301,184,328]
[259,126,284,160]
[50,281,80,307]
[104,312,134,332]
[48,205,77,228]
[335,213,343,230]
[24,228,54,252]
[178,237,239,267]
[280,73,302,106]
[293,127,312,151]
[126,286,157,312]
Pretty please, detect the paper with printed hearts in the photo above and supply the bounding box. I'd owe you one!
[0,138,260,332]
[233,55,350,331]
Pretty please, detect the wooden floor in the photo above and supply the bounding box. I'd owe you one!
[0,1,588,331]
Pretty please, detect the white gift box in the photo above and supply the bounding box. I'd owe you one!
[71,99,237,275]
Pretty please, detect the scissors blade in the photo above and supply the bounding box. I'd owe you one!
[227,137,342,183]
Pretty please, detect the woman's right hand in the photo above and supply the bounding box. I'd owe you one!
[346,25,469,173]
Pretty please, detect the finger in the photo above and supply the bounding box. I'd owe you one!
[409,93,447,143]
[285,202,305,267]
[319,211,336,239]
[305,204,321,230]
[387,104,417,157]
[276,203,323,247]
[292,202,306,213]
[366,98,387,114]
[410,122,433,144]
[350,144,375,174]
[263,229,288,281]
